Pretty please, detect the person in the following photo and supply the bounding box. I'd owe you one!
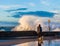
[37,24,43,46]
[37,24,42,34]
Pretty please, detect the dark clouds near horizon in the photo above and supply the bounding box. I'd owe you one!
[5,7,56,18]
[5,8,28,12]
[10,11,55,18]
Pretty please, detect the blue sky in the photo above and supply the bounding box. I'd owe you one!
[0,0,60,22]
[0,0,60,11]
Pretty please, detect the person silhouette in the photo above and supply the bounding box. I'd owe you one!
[37,24,42,34]
[37,24,42,46]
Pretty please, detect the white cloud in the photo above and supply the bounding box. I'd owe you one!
[53,28,60,31]
[0,5,10,9]
[49,10,60,13]
[52,14,60,22]
[54,14,60,18]
[47,10,60,23]
[0,5,26,10]
[40,0,50,6]
[12,15,50,31]
[29,3,35,7]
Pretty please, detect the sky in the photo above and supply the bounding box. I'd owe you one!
[0,0,60,22]
[0,0,60,11]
